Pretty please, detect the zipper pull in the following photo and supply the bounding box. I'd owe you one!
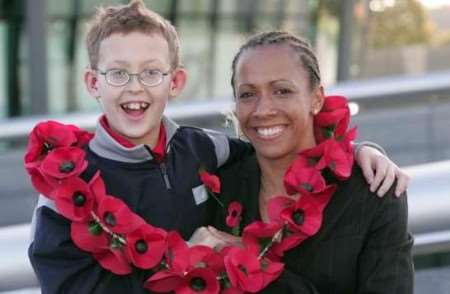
[160,162,172,189]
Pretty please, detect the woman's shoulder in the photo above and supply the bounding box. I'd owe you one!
[218,153,259,181]
[337,164,408,225]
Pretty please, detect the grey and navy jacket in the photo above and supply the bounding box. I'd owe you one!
[28,116,253,294]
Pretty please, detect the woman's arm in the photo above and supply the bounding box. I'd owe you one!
[357,190,414,293]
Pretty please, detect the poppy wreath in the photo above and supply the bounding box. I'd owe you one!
[24,95,355,293]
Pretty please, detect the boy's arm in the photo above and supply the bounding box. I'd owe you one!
[29,197,147,294]
[354,142,410,197]
[203,130,254,168]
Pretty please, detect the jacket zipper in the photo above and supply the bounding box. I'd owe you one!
[160,162,172,190]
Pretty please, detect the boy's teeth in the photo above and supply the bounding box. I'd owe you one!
[256,126,284,137]
[122,102,149,110]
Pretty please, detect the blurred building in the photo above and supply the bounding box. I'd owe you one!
[1,0,450,118]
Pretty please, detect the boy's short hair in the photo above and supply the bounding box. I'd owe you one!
[86,0,180,69]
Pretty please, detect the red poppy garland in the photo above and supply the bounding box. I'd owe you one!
[24,95,355,293]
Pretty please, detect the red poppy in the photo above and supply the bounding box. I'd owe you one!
[279,191,332,237]
[165,231,190,273]
[53,176,95,222]
[144,233,191,293]
[28,168,55,198]
[125,223,167,269]
[24,121,78,170]
[267,196,295,223]
[199,171,221,194]
[73,128,94,148]
[71,220,110,253]
[321,140,354,179]
[93,242,132,275]
[72,217,132,275]
[96,195,145,235]
[189,245,224,273]
[301,140,352,179]
[314,96,350,142]
[39,147,88,185]
[271,231,308,258]
[221,287,245,294]
[224,247,284,293]
[226,201,243,228]
[176,268,220,294]
[147,241,222,293]
[284,166,327,196]
[145,270,184,293]
[338,127,357,153]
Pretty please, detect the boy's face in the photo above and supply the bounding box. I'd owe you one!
[85,32,186,147]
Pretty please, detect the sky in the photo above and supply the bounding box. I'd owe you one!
[419,0,450,8]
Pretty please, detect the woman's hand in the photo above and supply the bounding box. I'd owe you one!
[356,146,410,197]
[189,226,241,250]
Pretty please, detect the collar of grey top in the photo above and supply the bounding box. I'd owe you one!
[88,115,179,163]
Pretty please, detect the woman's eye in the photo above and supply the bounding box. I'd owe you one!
[238,92,254,99]
[274,88,292,95]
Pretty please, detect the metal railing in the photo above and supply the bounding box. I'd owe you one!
[2,159,450,291]
[2,70,450,142]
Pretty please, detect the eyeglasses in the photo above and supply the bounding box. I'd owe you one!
[97,68,170,87]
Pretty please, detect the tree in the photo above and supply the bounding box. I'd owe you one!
[369,0,433,48]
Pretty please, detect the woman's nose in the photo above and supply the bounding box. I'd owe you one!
[253,95,277,117]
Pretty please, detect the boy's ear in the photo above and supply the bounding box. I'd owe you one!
[84,68,100,99]
[311,85,325,115]
[168,68,187,99]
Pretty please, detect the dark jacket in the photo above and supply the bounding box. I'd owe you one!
[214,154,414,294]
[28,117,252,294]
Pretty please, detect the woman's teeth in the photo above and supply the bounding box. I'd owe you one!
[256,126,285,138]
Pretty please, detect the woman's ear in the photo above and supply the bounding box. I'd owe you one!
[168,67,188,99]
[311,85,325,115]
[84,68,100,99]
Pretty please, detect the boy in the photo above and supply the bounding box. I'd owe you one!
[28,1,407,293]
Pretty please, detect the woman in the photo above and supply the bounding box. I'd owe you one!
[199,31,413,293]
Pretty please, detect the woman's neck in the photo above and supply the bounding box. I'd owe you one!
[257,153,296,198]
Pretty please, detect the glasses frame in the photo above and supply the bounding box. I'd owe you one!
[96,68,170,87]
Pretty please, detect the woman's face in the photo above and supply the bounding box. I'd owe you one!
[234,44,323,161]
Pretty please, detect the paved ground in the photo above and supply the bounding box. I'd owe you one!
[2,266,450,294]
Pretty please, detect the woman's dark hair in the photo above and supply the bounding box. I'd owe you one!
[231,31,321,96]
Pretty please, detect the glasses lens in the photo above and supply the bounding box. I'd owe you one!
[106,69,129,86]
[140,69,163,86]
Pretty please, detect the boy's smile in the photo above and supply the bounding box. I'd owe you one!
[85,32,186,148]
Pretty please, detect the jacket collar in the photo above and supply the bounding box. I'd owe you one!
[89,116,179,163]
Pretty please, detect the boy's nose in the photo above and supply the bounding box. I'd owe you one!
[125,75,144,91]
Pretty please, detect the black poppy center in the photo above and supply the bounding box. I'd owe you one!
[72,192,86,207]
[59,161,75,173]
[88,221,102,236]
[292,209,305,225]
[190,277,206,292]
[238,264,248,275]
[104,212,116,227]
[135,239,148,254]
[329,161,336,171]
[42,141,54,154]
[231,210,238,217]
[301,182,313,192]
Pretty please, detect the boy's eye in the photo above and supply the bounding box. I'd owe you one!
[142,69,161,77]
[109,69,128,80]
